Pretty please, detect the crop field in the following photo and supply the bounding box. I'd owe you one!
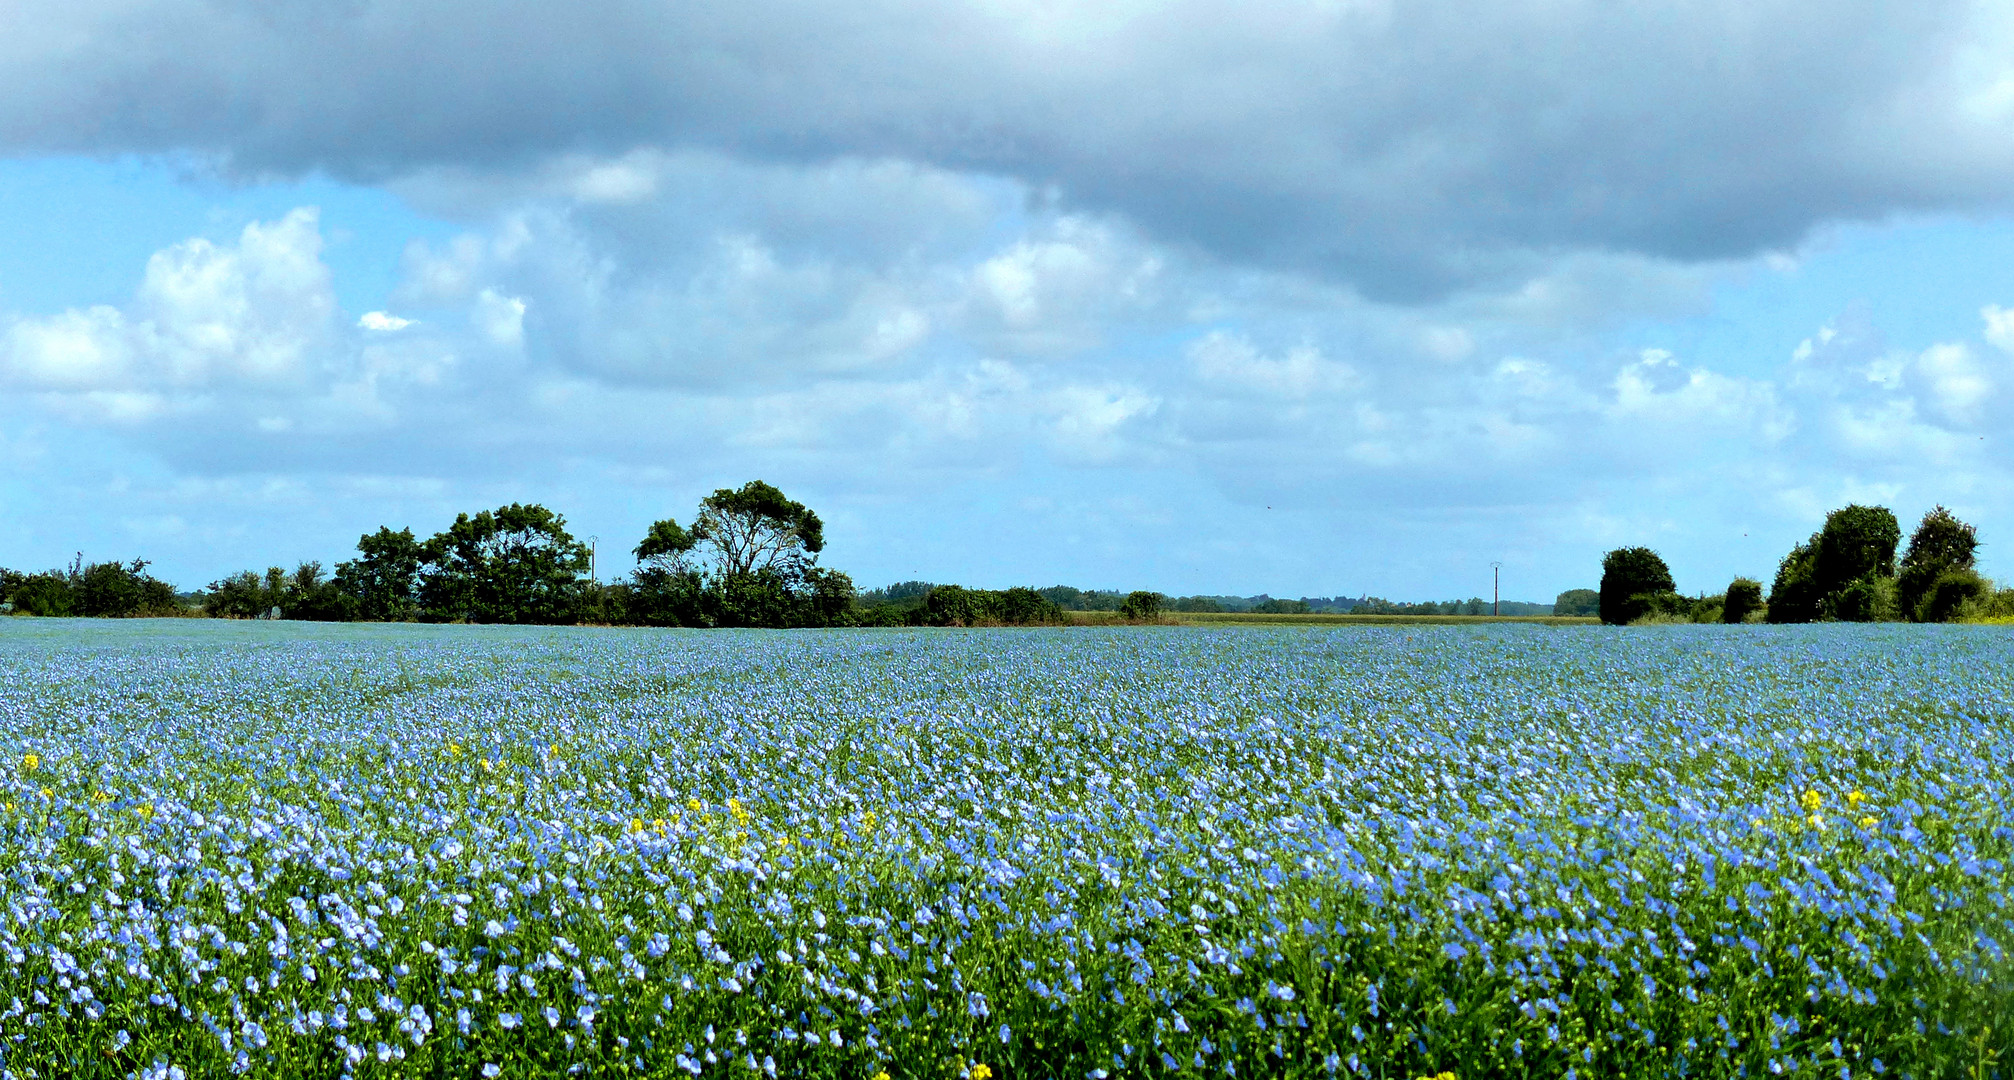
[1,620,2011,1079]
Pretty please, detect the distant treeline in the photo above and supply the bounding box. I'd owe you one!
[862,585,1554,617]
[1593,503,2012,626]
[3,480,1566,627]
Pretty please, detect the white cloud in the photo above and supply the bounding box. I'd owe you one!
[359,311,414,332]
[1,208,339,408]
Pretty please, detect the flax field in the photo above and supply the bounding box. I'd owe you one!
[1,620,2011,1079]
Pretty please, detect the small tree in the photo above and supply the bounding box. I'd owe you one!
[1119,591,1165,620]
[1721,578,1763,623]
[1598,548,1675,625]
[1766,542,1819,623]
[1898,506,1979,622]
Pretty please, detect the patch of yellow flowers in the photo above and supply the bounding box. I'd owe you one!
[20,753,37,774]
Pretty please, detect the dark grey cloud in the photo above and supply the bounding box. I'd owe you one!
[3,0,2006,296]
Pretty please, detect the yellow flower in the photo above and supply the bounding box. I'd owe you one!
[687,797,705,814]
[628,817,646,834]
[448,741,463,757]
[1808,814,1824,829]
[1800,790,1823,812]
[92,790,110,804]
[136,803,154,820]
[39,787,52,799]
[653,818,668,835]
[872,1072,890,1080]
[1846,790,1867,808]
[480,757,494,772]
[969,1066,993,1080]
[729,798,751,825]
[1860,815,1878,829]
[20,753,38,773]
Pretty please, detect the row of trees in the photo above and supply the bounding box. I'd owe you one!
[0,557,182,618]
[183,483,851,628]
[1598,504,2006,625]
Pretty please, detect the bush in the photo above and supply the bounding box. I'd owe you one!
[1599,548,1675,625]
[7,572,74,616]
[1553,588,1599,617]
[1825,574,1898,623]
[1690,595,1725,624]
[1251,597,1312,615]
[1722,578,1764,623]
[1899,507,1979,622]
[1767,542,1820,624]
[1118,591,1165,620]
[1922,568,1989,623]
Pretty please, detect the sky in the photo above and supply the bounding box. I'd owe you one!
[5,0,2014,602]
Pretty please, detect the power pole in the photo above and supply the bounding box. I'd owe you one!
[587,536,598,584]
[1491,561,1502,616]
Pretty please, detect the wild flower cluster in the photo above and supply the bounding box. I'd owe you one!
[1,619,2010,1079]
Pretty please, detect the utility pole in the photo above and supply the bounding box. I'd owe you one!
[587,536,598,584]
[1491,561,1502,616]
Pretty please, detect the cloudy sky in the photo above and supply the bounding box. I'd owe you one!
[5,0,2014,600]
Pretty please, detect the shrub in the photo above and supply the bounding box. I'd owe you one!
[1922,568,1989,624]
[1251,597,1312,615]
[1599,548,1675,625]
[1825,574,1898,623]
[1767,542,1820,624]
[1119,591,1165,620]
[1899,507,1979,621]
[1722,578,1764,623]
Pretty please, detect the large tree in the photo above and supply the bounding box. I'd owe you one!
[632,481,849,628]
[420,503,591,624]
[1598,547,1675,625]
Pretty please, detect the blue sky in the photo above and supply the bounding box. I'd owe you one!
[5,0,2014,602]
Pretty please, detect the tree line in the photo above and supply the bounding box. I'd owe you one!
[1595,504,2009,625]
[0,482,1110,628]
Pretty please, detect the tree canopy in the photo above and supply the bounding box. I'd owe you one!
[1598,547,1675,625]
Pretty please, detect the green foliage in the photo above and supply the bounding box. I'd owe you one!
[1827,572,1899,623]
[1553,588,1599,617]
[1599,547,1675,625]
[1770,505,1905,623]
[3,556,179,617]
[1899,506,1980,621]
[1118,590,1166,620]
[1813,504,1901,600]
[1250,596,1312,614]
[333,527,424,621]
[1722,577,1764,623]
[1923,568,1990,624]
[920,585,1067,626]
[1689,594,1725,624]
[628,482,849,628]
[1768,541,1821,623]
[1171,595,1223,613]
[420,503,592,624]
